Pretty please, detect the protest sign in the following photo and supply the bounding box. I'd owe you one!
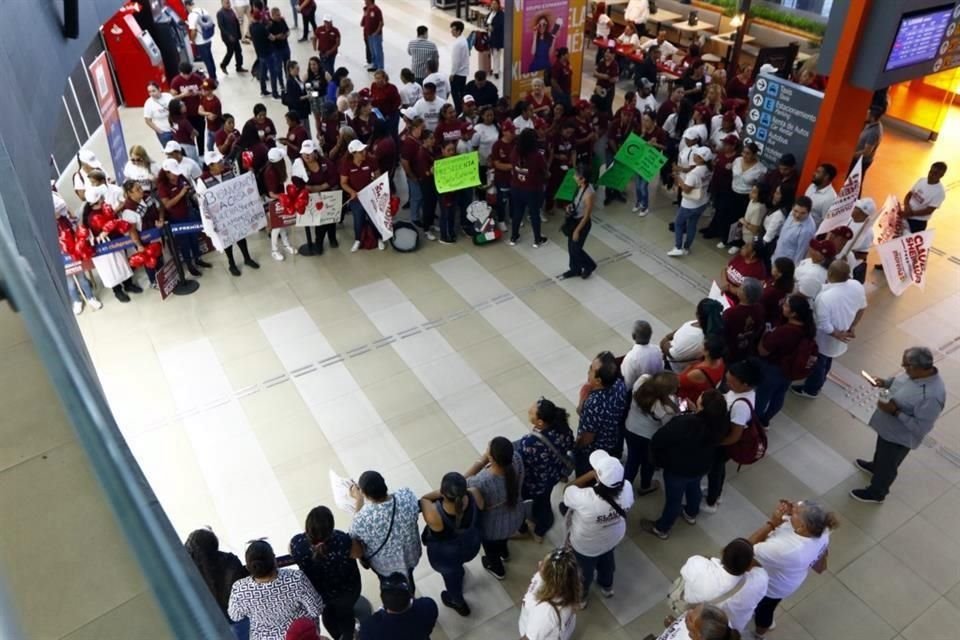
[598,160,633,191]
[296,191,343,227]
[434,151,481,194]
[358,172,394,240]
[817,157,862,235]
[554,169,577,202]
[876,229,934,296]
[873,194,905,245]
[268,200,297,229]
[709,281,733,310]
[614,133,668,181]
[198,172,266,251]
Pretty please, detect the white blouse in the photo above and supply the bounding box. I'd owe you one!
[731,157,767,194]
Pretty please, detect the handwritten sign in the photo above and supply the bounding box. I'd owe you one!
[614,133,668,181]
[434,151,481,194]
[198,172,266,251]
[877,229,934,296]
[817,158,862,235]
[296,191,343,227]
[554,169,578,202]
[597,160,633,192]
[358,172,394,240]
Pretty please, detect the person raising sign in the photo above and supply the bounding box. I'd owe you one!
[196,149,261,276]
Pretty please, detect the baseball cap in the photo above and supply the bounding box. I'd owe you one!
[830,225,854,241]
[300,140,318,155]
[500,119,516,132]
[267,147,286,163]
[201,79,216,91]
[161,158,183,175]
[589,450,624,487]
[853,197,877,217]
[164,140,183,154]
[693,146,714,162]
[84,184,107,204]
[722,134,739,146]
[322,14,332,23]
[809,238,837,259]
[78,149,98,165]
[759,63,778,75]
[203,149,223,165]
[347,140,367,154]
[463,94,475,104]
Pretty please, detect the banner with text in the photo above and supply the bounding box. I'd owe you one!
[434,151,481,194]
[873,194,906,245]
[877,230,934,296]
[296,191,343,227]
[358,173,394,240]
[509,0,588,104]
[268,200,297,229]
[817,158,862,235]
[613,133,668,181]
[597,161,633,191]
[198,172,266,251]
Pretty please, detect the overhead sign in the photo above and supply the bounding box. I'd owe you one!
[933,4,960,72]
[742,73,823,170]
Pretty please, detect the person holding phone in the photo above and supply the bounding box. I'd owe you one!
[852,347,945,503]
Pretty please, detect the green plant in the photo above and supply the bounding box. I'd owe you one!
[697,0,828,37]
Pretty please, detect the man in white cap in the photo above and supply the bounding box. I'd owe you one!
[340,139,385,251]
[196,149,260,276]
[836,197,876,283]
[73,149,104,201]
[314,14,340,76]
[758,63,779,76]
[459,94,478,125]
[164,141,203,183]
[669,146,713,257]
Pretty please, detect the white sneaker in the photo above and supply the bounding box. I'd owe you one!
[508,239,517,246]
[632,204,641,213]
[600,586,615,598]
[283,244,296,255]
[271,250,284,261]
[701,501,719,514]
[716,241,727,249]
[497,221,507,231]
[728,245,740,255]
[426,231,437,241]
[350,241,360,253]
[89,297,103,310]
[377,240,385,250]
[72,301,83,315]
[667,247,688,257]
[541,214,550,223]
[636,208,649,217]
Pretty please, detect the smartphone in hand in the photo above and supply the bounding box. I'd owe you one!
[861,370,879,386]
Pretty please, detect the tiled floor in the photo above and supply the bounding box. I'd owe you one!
[50,1,960,638]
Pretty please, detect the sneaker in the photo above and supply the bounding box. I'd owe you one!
[438,238,454,245]
[72,301,83,315]
[716,241,728,249]
[228,265,241,277]
[728,245,740,255]
[600,586,615,598]
[89,297,103,310]
[378,239,385,250]
[581,268,594,279]
[533,237,548,248]
[541,214,550,223]
[701,501,718,514]
[849,488,884,504]
[425,231,437,241]
[636,207,649,217]
[150,281,158,289]
[236,67,249,73]
[497,221,508,231]
[440,591,471,617]
[365,64,376,71]
[667,247,688,257]
[790,386,818,399]
[244,258,260,269]
[854,458,875,475]
[220,63,228,75]
[636,480,661,496]
[640,519,669,540]
[196,259,214,269]
[481,556,506,580]
[114,289,131,303]
[632,204,641,213]
[271,250,284,261]
[508,238,518,246]
[580,598,589,610]
[283,244,296,255]
[559,270,578,279]
[681,510,697,526]
[350,241,360,253]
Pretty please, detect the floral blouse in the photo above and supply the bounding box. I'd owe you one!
[349,487,422,576]
[517,428,575,498]
[578,379,628,454]
[290,529,361,602]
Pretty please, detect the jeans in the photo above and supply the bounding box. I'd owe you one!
[66,273,94,303]
[755,360,790,426]
[574,548,615,595]
[367,34,384,70]
[349,199,371,240]
[265,52,284,96]
[195,42,217,81]
[510,189,544,242]
[635,177,650,209]
[426,531,482,604]
[320,54,336,77]
[567,219,596,275]
[439,203,457,242]
[205,128,216,152]
[623,431,655,490]
[655,471,702,532]
[221,38,244,70]
[156,130,175,149]
[289,0,299,27]
[865,435,911,499]
[799,353,833,396]
[706,448,728,506]
[407,177,423,223]
[674,204,707,250]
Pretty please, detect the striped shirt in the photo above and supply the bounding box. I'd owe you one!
[407,37,439,80]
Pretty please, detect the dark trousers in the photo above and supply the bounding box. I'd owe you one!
[451,74,467,114]
[421,178,439,230]
[521,490,555,538]
[706,448,728,506]
[705,191,749,239]
[224,238,252,267]
[510,189,544,242]
[623,431,655,490]
[188,114,206,152]
[655,471,702,533]
[574,548,615,595]
[426,534,481,604]
[800,353,833,396]
[439,203,457,242]
[907,218,929,233]
[481,538,510,574]
[375,567,416,594]
[174,209,202,265]
[754,596,782,629]
[866,435,911,499]
[493,186,510,223]
[321,592,359,640]
[567,219,596,275]
[301,13,317,40]
[220,39,244,70]
[313,223,337,249]
[755,360,791,426]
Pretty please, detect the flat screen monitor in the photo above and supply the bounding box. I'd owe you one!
[885,5,953,71]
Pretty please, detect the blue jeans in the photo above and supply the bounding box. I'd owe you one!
[205,128,216,152]
[674,204,706,250]
[574,548,615,595]
[156,130,175,149]
[266,52,284,96]
[509,189,544,242]
[655,471,702,533]
[426,531,481,604]
[367,34,384,70]
[407,177,423,223]
[494,186,510,223]
[755,360,791,425]
[635,177,650,209]
[799,353,832,396]
[349,199,369,240]
[195,42,217,81]
[66,272,93,303]
[623,431,655,491]
[289,0,299,27]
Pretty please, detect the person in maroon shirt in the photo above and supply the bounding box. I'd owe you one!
[572,99,596,167]
[709,135,739,242]
[296,0,317,42]
[238,103,275,192]
[284,111,310,162]
[293,140,339,254]
[721,277,765,363]
[314,15,340,75]
[545,119,577,216]
[721,241,768,299]
[550,47,573,107]
[369,120,398,182]
[340,139,383,251]
[170,61,207,148]
[198,80,223,152]
[604,105,635,205]
[169,98,200,163]
[316,102,340,155]
[594,45,620,114]
[215,114,241,165]
[350,98,376,144]
[656,87,685,128]
[418,129,439,236]
[435,140,461,244]
[525,79,553,119]
[434,104,463,147]
[156,159,206,276]
[371,70,401,129]
[509,128,548,247]
[489,121,515,228]
[399,118,428,227]
[755,294,815,425]
[760,257,796,328]
[725,64,752,103]
[362,0,384,71]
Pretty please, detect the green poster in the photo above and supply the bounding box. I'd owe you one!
[434,151,481,194]
[636,147,668,182]
[597,161,633,191]
[614,133,668,181]
[554,169,577,202]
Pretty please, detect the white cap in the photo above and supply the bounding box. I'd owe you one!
[759,63,778,75]
[682,126,701,141]
[161,158,183,175]
[693,146,714,162]
[853,197,877,217]
[84,184,107,204]
[204,149,224,165]
[463,94,475,104]
[589,450,624,487]
[268,147,286,163]
[299,140,318,155]
[78,149,98,165]
[323,14,332,22]
[164,140,183,154]
[347,140,367,154]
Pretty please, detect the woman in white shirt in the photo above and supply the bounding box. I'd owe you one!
[660,298,725,371]
[123,145,160,196]
[471,107,500,179]
[143,81,174,149]
[750,499,836,638]
[518,547,581,640]
[705,141,765,240]
[513,100,536,132]
[624,372,679,494]
[669,147,713,257]
[562,450,634,605]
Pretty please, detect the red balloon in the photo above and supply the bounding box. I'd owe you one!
[278,195,291,212]
[129,253,146,268]
[294,190,309,214]
[146,243,163,258]
[115,220,131,234]
[58,229,75,255]
[144,255,158,269]
[101,219,118,234]
[101,204,116,221]
[88,213,106,232]
[241,151,254,169]
[389,195,400,216]
[286,184,299,198]
[75,241,94,260]
[76,225,90,241]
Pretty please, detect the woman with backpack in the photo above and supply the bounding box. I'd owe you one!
[516,398,576,542]
[420,472,483,617]
[518,547,582,640]
[562,450,634,606]
[755,295,816,427]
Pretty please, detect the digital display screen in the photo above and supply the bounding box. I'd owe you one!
[885,5,953,71]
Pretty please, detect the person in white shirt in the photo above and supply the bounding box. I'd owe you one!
[792,260,866,399]
[624,371,678,494]
[902,161,947,233]
[624,0,651,32]
[184,0,217,81]
[596,14,612,40]
[749,500,836,638]
[677,538,769,634]
[562,450,634,606]
[836,198,876,282]
[163,141,202,183]
[402,83,444,132]
[471,106,500,172]
[449,20,470,114]
[617,22,643,48]
[641,30,679,60]
[143,82,175,148]
[793,238,835,299]
[518,548,581,640]
[423,58,450,101]
[656,603,738,640]
[803,163,838,226]
[622,320,664,388]
[398,68,423,107]
[635,80,658,114]
[669,147,712,257]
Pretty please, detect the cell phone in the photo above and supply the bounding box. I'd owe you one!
[860,370,878,386]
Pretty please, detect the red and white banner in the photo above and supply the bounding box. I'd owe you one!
[296,191,343,227]
[358,173,394,240]
[817,157,862,235]
[873,194,906,245]
[876,230,934,296]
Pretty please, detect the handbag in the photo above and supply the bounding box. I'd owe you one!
[561,188,587,237]
[529,430,576,477]
[667,571,747,618]
[359,497,396,570]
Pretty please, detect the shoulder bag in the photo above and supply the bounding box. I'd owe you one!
[359,497,396,569]
[561,187,588,237]
[667,571,748,618]
[529,430,576,477]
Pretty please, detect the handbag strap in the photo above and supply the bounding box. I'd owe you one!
[530,430,576,475]
[366,497,397,561]
[707,574,748,606]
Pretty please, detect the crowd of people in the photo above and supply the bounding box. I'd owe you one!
[54,2,952,639]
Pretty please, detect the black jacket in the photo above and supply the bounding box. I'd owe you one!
[651,413,717,477]
[283,76,311,119]
[490,11,505,49]
[216,8,241,43]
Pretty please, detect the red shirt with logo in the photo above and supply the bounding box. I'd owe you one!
[361,4,383,37]
[170,73,205,115]
[510,149,547,192]
[314,24,340,56]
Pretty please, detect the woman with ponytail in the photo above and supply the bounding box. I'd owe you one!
[419,472,484,616]
[465,436,526,581]
[754,294,817,426]
[184,528,248,621]
[517,397,575,541]
[518,547,582,640]
[290,506,361,639]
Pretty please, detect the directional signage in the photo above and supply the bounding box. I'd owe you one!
[742,73,824,170]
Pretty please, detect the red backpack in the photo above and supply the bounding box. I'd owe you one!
[783,336,819,381]
[725,397,767,467]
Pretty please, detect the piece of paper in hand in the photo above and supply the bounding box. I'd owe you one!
[709,280,732,310]
[330,469,358,514]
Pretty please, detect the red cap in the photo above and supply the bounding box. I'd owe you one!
[201,79,217,91]
[722,134,739,146]
[500,119,516,132]
[830,225,854,241]
[809,238,838,259]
